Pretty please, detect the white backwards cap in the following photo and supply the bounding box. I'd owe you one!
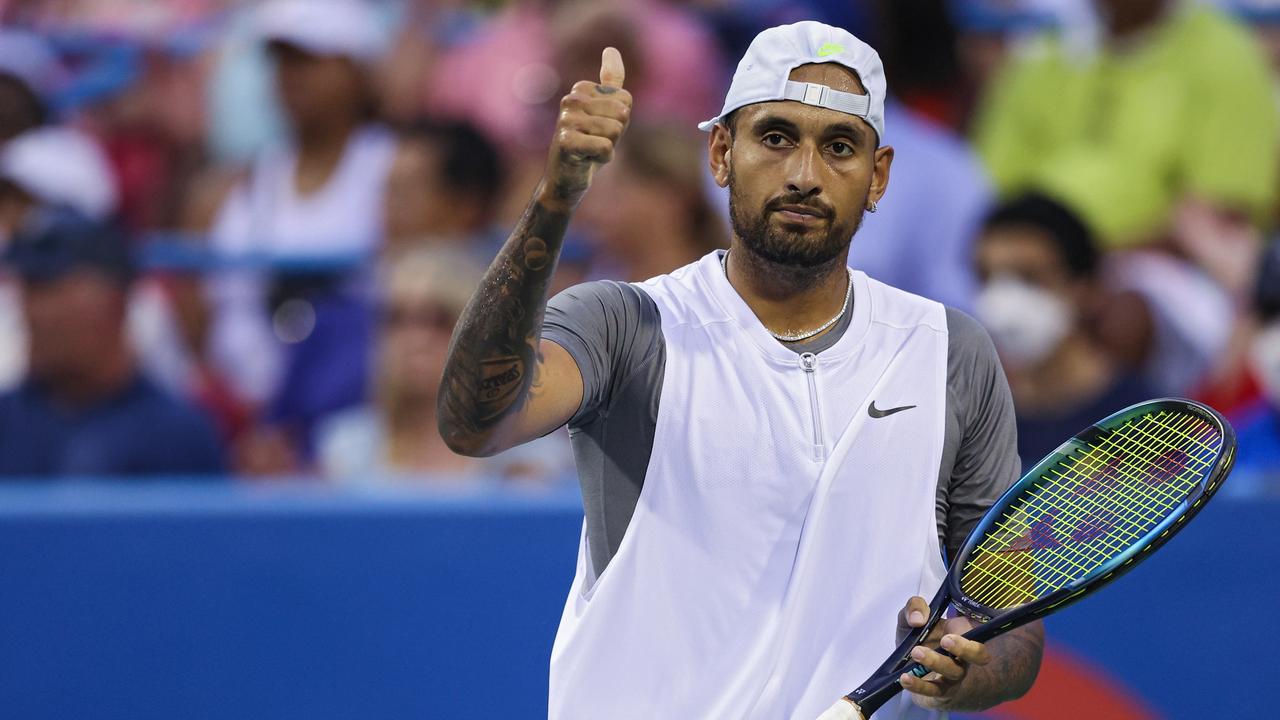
[698,21,887,142]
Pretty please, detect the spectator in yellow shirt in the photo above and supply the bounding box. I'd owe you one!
[974,0,1279,248]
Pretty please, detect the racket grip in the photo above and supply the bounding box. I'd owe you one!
[906,647,957,678]
[815,698,866,720]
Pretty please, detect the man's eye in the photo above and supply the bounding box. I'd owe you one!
[763,133,789,147]
[830,142,853,157]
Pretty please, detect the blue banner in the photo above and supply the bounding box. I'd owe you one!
[0,483,1270,719]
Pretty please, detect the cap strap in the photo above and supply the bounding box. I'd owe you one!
[782,81,871,118]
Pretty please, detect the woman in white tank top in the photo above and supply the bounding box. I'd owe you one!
[205,1,397,463]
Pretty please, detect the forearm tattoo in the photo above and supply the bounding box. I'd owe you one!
[437,198,569,451]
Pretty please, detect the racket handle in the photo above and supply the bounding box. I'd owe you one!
[815,698,866,720]
[905,648,955,678]
[833,652,947,718]
[905,621,997,678]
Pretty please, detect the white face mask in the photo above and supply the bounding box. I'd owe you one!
[1252,321,1280,408]
[975,275,1073,368]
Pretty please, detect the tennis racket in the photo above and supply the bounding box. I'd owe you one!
[816,398,1236,720]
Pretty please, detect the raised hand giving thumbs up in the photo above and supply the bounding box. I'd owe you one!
[539,46,633,211]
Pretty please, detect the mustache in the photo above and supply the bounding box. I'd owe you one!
[765,195,834,218]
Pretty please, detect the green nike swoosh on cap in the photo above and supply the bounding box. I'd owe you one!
[817,42,844,57]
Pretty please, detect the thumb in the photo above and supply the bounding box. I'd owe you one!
[599,46,625,89]
[898,596,929,629]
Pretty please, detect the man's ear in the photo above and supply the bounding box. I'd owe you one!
[869,144,894,205]
[708,122,732,188]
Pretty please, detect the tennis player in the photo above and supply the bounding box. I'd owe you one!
[439,21,1043,719]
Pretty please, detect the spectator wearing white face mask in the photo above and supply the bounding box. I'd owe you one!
[1231,240,1280,494]
[973,192,1154,471]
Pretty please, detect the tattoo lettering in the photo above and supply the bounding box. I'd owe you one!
[477,356,525,420]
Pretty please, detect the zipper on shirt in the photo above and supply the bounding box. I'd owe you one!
[799,352,826,462]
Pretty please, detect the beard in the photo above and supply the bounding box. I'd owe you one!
[727,171,866,272]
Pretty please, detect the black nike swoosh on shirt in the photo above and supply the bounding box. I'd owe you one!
[868,401,916,419]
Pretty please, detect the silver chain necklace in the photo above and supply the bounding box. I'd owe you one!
[721,251,854,343]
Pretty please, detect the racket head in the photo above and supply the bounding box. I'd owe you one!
[946,398,1235,625]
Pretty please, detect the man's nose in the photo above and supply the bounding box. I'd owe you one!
[785,143,823,198]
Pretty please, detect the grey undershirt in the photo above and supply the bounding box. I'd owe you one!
[543,273,1020,580]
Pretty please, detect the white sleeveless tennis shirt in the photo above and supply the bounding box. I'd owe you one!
[549,252,949,719]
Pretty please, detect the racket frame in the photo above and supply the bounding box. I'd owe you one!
[842,398,1236,718]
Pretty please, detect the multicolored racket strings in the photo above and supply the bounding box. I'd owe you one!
[958,407,1224,614]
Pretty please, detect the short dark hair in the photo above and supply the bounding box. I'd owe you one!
[721,109,739,138]
[0,74,49,140]
[982,192,1098,278]
[397,118,505,221]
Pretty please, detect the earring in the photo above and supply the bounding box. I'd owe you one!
[867,201,878,213]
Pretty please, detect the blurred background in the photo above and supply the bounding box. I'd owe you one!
[0,0,1277,718]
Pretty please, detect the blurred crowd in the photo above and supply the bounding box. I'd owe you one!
[0,0,1277,493]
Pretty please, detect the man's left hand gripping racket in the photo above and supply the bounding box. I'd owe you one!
[817,398,1236,720]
